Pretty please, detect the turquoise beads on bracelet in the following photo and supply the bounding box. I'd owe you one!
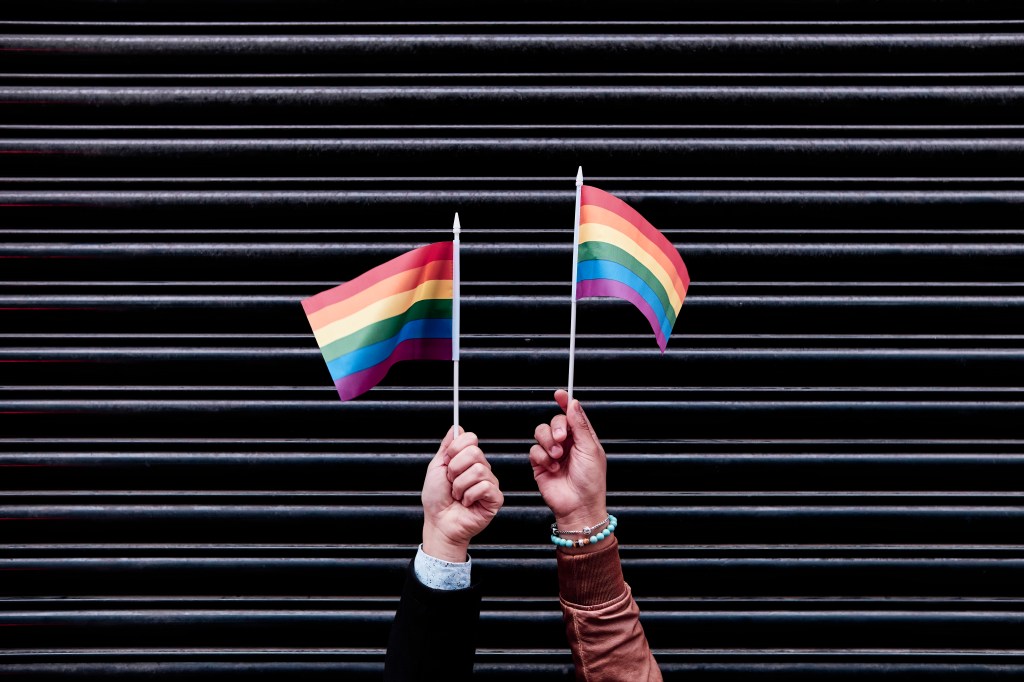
[550,514,617,548]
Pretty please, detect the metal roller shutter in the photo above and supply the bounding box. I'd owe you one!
[2,1,1023,679]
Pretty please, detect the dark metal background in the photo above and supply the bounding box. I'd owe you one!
[2,1,1024,679]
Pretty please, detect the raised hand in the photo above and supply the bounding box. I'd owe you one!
[422,427,504,562]
[530,390,608,535]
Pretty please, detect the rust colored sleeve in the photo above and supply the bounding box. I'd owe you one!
[557,538,663,682]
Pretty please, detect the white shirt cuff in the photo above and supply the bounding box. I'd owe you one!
[414,544,472,591]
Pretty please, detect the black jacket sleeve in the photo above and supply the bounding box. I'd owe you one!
[384,557,482,681]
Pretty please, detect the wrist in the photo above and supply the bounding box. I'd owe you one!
[557,537,606,554]
[555,506,608,533]
[552,510,616,554]
[422,523,469,563]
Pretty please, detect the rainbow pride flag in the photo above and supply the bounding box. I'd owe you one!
[576,185,690,352]
[302,241,455,401]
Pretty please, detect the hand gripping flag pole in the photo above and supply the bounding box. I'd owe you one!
[567,166,584,402]
[452,213,461,434]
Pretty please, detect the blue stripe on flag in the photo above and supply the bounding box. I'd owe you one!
[326,317,453,381]
[577,259,673,339]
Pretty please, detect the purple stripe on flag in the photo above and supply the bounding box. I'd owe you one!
[577,278,669,352]
[334,337,452,401]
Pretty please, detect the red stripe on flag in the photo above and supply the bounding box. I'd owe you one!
[581,185,690,289]
[302,241,453,316]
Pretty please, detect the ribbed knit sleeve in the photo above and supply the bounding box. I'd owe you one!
[556,536,627,606]
[556,538,662,682]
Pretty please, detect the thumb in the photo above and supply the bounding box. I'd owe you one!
[431,425,463,465]
[567,399,601,453]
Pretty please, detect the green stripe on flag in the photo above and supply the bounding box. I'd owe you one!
[321,297,453,363]
[578,241,676,327]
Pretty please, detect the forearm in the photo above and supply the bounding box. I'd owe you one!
[386,426,499,680]
[557,538,662,682]
[384,558,481,682]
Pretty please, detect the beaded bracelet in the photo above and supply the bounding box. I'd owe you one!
[550,514,617,548]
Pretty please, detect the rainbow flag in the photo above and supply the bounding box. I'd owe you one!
[576,185,690,352]
[302,241,455,401]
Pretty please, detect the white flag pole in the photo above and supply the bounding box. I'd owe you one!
[567,167,583,403]
[452,213,461,434]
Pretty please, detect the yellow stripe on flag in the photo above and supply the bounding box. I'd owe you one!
[580,221,685,313]
[313,278,453,348]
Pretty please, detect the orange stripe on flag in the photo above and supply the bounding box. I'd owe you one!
[306,258,452,332]
[581,185,690,291]
[580,203,688,304]
[301,241,453,316]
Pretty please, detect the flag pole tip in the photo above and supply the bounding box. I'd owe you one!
[453,212,461,233]
[576,166,583,183]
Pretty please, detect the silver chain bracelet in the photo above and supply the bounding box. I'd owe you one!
[551,515,610,537]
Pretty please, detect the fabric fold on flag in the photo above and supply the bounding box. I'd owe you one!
[302,241,454,401]
[577,185,690,352]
